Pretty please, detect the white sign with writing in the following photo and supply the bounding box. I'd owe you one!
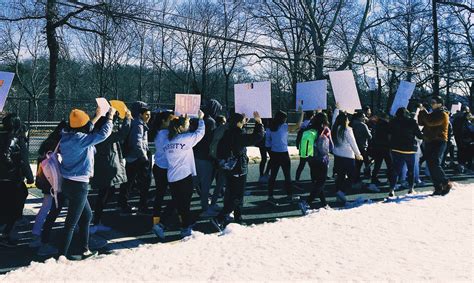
[296,80,327,111]
[328,70,361,114]
[390,81,416,116]
[175,94,201,117]
[0,72,15,112]
[234,81,272,118]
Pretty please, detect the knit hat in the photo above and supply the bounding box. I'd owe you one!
[69,109,90,129]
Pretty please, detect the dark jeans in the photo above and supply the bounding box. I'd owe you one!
[93,186,116,225]
[41,193,65,244]
[390,151,415,190]
[152,165,168,219]
[268,151,292,197]
[334,155,356,193]
[61,179,92,256]
[371,147,393,182]
[307,159,328,206]
[217,173,247,222]
[119,159,151,209]
[424,141,448,188]
[295,157,308,182]
[0,181,27,236]
[169,175,194,228]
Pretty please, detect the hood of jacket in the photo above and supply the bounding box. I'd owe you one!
[203,99,222,119]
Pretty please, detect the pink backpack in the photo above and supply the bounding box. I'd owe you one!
[41,144,63,207]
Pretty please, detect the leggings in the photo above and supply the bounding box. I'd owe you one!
[169,175,194,228]
[268,151,292,197]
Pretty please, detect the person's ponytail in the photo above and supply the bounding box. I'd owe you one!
[168,117,186,140]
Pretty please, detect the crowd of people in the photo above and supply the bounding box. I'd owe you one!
[0,95,473,261]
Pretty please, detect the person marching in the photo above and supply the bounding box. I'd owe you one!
[59,106,115,260]
[90,109,132,233]
[418,96,452,195]
[332,111,363,204]
[162,110,205,238]
[211,112,264,230]
[299,112,333,214]
[151,110,175,240]
[266,108,304,205]
[387,107,423,197]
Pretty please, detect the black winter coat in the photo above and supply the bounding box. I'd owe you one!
[90,118,131,189]
[388,116,423,152]
[222,122,264,176]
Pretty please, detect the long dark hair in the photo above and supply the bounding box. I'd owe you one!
[309,112,329,134]
[270,110,287,131]
[228,113,245,128]
[38,120,67,156]
[168,116,187,140]
[395,107,409,119]
[332,111,349,146]
[150,111,174,140]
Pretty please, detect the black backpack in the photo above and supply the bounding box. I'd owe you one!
[0,134,20,180]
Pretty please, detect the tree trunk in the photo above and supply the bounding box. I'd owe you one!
[46,0,59,120]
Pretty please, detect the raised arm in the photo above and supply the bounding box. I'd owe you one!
[240,112,265,147]
[288,107,304,132]
[190,110,206,147]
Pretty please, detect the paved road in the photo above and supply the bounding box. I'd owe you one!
[1,158,472,274]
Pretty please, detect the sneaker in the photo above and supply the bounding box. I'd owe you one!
[152,223,165,240]
[37,243,58,256]
[298,200,310,215]
[68,250,98,261]
[388,190,395,197]
[29,235,42,248]
[199,208,218,218]
[180,227,193,238]
[335,191,347,203]
[210,217,224,232]
[366,183,380,193]
[288,195,300,202]
[415,181,427,187]
[407,188,416,194]
[432,185,443,196]
[441,182,452,196]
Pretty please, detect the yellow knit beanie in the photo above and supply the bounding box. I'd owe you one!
[69,109,90,129]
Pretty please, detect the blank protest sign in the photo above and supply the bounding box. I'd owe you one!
[175,94,201,117]
[234,81,272,118]
[451,102,461,114]
[296,80,327,111]
[328,70,361,114]
[0,72,15,112]
[390,81,416,116]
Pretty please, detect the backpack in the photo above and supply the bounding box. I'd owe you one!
[313,129,331,162]
[299,129,317,158]
[0,135,20,180]
[41,144,63,207]
[209,124,228,160]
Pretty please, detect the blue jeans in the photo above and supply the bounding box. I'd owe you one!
[390,151,416,190]
[424,141,448,188]
[195,159,215,211]
[61,179,92,256]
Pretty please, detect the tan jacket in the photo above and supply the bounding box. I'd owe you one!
[418,109,449,142]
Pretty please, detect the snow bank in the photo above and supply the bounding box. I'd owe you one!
[2,183,473,282]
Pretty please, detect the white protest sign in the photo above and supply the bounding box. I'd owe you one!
[175,94,201,117]
[328,70,361,114]
[296,80,327,111]
[0,72,15,112]
[390,81,416,116]
[234,81,272,118]
[95,97,110,117]
[450,102,462,114]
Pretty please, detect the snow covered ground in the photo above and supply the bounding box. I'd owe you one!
[2,183,473,282]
